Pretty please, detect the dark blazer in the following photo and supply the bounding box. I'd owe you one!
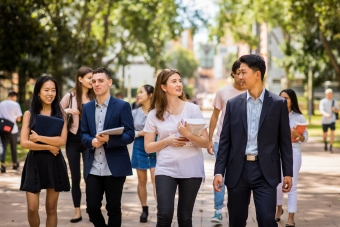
[214,90,293,188]
[81,96,135,178]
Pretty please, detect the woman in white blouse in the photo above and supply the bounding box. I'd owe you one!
[275,89,308,227]
[144,69,209,227]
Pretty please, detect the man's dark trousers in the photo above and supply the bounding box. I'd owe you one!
[227,160,277,227]
[86,174,126,227]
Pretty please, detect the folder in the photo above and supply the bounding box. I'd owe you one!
[291,122,308,142]
[97,127,124,136]
[34,114,64,137]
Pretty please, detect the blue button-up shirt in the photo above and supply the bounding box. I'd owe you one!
[245,88,265,155]
[89,96,112,176]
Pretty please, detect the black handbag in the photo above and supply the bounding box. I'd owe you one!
[332,99,339,120]
[67,92,74,130]
[0,118,14,134]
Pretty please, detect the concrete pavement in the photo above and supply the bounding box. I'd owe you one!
[0,138,340,227]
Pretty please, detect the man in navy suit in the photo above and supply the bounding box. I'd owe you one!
[213,55,293,227]
[81,67,134,227]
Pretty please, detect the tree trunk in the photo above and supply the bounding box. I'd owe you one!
[18,60,31,110]
[18,70,27,110]
[318,21,340,90]
[284,67,290,89]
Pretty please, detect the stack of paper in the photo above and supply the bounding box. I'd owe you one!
[177,118,206,146]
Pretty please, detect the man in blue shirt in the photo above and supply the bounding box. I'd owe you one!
[213,55,293,227]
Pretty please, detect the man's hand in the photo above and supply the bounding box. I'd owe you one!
[96,134,109,143]
[207,140,214,155]
[92,138,105,148]
[282,176,293,193]
[213,175,223,192]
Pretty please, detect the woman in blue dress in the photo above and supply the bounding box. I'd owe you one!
[131,84,156,223]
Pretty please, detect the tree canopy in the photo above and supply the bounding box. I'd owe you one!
[166,46,198,78]
[212,0,340,88]
[1,0,205,102]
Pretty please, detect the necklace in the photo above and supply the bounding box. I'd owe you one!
[166,102,182,115]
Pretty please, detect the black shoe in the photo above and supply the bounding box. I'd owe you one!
[0,165,5,173]
[285,223,295,227]
[324,142,328,151]
[140,206,148,223]
[330,145,333,153]
[275,210,283,222]
[70,216,82,223]
[13,161,20,170]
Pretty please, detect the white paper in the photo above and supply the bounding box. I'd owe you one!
[176,118,206,146]
[97,127,124,135]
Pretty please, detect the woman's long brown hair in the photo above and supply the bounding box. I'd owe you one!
[72,66,96,118]
[149,69,186,121]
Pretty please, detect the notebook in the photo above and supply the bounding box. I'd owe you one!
[291,122,308,142]
[97,127,124,136]
[34,114,64,137]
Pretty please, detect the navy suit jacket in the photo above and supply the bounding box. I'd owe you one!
[214,90,293,188]
[81,96,135,178]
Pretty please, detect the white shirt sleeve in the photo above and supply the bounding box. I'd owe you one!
[15,103,23,117]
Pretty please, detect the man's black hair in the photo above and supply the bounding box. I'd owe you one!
[8,91,18,97]
[93,67,112,80]
[230,60,241,78]
[239,54,266,81]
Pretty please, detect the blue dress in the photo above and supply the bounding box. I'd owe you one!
[131,107,156,170]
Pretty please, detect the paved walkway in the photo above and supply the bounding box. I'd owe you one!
[0,138,339,227]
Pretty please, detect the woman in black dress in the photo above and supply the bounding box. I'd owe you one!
[20,76,70,227]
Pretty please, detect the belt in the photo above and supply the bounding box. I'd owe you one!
[245,155,258,161]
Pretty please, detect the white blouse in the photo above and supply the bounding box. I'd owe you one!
[144,102,205,180]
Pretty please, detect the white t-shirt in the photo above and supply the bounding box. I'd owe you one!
[0,100,23,134]
[212,84,245,142]
[144,102,205,179]
[319,98,339,124]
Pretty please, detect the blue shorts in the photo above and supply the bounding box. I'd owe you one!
[131,137,156,170]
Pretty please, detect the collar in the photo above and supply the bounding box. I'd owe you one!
[95,96,110,107]
[246,87,266,102]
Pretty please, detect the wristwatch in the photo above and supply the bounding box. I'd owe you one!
[295,136,300,141]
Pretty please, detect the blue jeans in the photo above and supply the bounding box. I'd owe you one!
[214,142,225,210]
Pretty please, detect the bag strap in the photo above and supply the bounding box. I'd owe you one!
[68,92,73,109]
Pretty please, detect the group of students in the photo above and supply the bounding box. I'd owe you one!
[17,54,311,227]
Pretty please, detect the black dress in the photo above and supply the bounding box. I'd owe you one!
[20,128,70,193]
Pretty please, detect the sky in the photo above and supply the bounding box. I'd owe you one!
[178,0,219,56]
[190,1,219,45]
